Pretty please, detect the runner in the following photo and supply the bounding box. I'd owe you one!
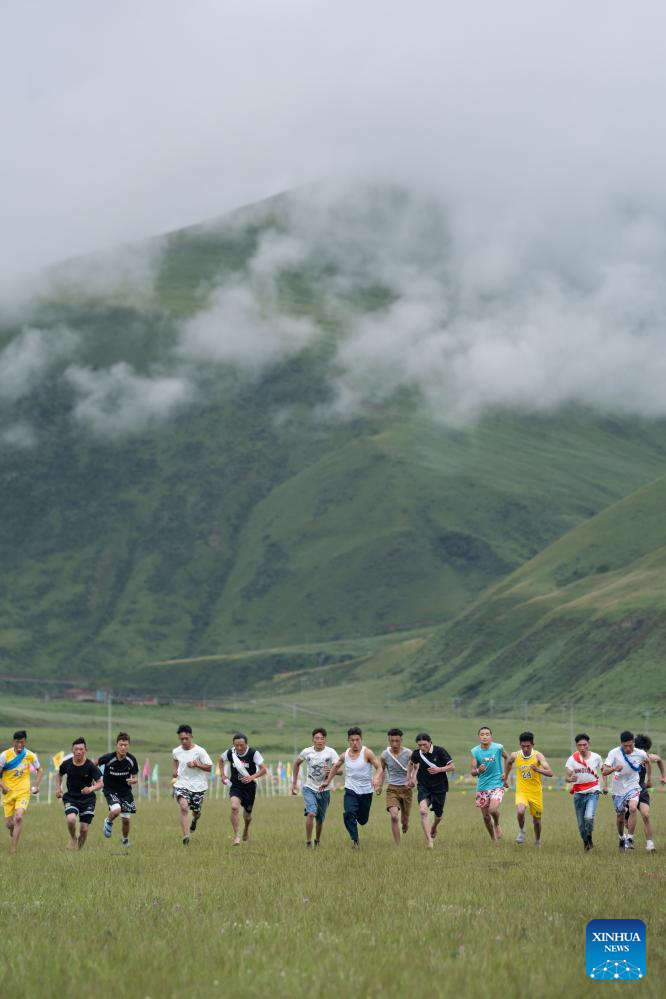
[319,727,381,849]
[564,733,607,851]
[470,726,509,842]
[376,728,413,845]
[623,733,664,852]
[221,733,268,846]
[97,732,139,848]
[407,732,454,849]
[602,731,648,851]
[503,732,552,847]
[291,727,338,847]
[171,725,213,846]
[55,738,103,850]
[0,730,42,854]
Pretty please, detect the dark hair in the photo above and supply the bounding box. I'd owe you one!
[116,732,130,743]
[574,733,590,743]
[387,728,403,737]
[620,730,634,743]
[519,732,534,744]
[478,726,492,735]
[72,737,87,748]
[312,727,327,738]
[177,725,192,735]
[347,726,362,738]
[635,734,652,751]
[233,732,248,743]
[13,730,27,741]
[415,732,431,743]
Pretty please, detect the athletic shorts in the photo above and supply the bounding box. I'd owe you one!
[302,787,330,822]
[475,787,505,808]
[104,791,137,817]
[63,793,96,823]
[515,792,542,819]
[174,787,206,812]
[230,783,257,814]
[2,790,30,818]
[386,784,412,819]
[417,786,446,818]
[613,788,640,814]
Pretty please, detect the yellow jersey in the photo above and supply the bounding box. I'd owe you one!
[0,747,40,794]
[515,750,542,796]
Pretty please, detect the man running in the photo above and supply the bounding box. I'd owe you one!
[629,734,666,851]
[97,732,139,848]
[55,738,103,850]
[602,730,649,851]
[407,732,454,849]
[291,727,338,847]
[172,725,213,846]
[376,728,413,845]
[504,732,552,847]
[564,733,607,851]
[320,727,381,849]
[470,726,509,842]
[221,733,267,846]
[0,730,42,854]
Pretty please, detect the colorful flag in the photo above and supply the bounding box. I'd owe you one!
[142,758,150,780]
[151,764,159,784]
[52,751,64,769]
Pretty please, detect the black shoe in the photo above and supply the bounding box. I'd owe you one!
[189,813,199,834]
[183,835,190,846]
[314,840,320,847]
[583,840,590,851]
[587,834,594,849]
[618,836,626,851]
[306,841,312,848]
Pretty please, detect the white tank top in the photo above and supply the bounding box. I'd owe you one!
[344,747,373,794]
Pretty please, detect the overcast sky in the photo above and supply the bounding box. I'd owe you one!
[4,0,666,284]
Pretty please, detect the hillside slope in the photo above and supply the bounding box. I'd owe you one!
[406,474,666,707]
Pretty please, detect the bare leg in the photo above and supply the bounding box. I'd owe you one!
[533,817,541,842]
[489,799,502,839]
[419,799,433,848]
[78,821,90,849]
[431,814,442,841]
[305,812,315,842]
[108,805,121,824]
[626,801,638,836]
[517,805,526,830]
[481,805,495,841]
[389,805,401,845]
[242,810,252,841]
[315,819,323,843]
[66,814,78,849]
[230,797,241,844]
[616,811,626,837]
[178,796,190,837]
[121,817,130,839]
[10,809,25,853]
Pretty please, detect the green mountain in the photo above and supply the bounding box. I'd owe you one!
[406,474,666,707]
[1,191,665,695]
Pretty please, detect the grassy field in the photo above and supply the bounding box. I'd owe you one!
[2,792,664,999]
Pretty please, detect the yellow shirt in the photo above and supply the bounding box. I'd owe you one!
[515,750,542,796]
[0,748,39,794]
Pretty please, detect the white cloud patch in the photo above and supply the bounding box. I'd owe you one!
[2,422,37,449]
[64,363,194,436]
[0,326,80,401]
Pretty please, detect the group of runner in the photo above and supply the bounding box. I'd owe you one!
[1,724,663,854]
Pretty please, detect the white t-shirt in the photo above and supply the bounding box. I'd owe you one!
[298,745,338,791]
[172,744,213,792]
[604,747,647,795]
[565,751,602,792]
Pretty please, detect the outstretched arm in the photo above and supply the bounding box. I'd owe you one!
[291,758,302,794]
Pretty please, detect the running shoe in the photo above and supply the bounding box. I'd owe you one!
[182,835,190,846]
[103,818,113,839]
[516,830,526,845]
[189,813,199,834]
[625,835,634,850]
[646,839,656,852]
[618,835,626,851]
[121,837,130,848]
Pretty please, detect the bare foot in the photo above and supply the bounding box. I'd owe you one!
[426,839,434,849]
[402,824,409,834]
[242,829,250,842]
[494,824,503,840]
[66,840,77,851]
[430,824,438,839]
[233,837,241,846]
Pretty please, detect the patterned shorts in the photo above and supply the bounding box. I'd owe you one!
[475,787,505,808]
[104,791,137,816]
[174,787,206,812]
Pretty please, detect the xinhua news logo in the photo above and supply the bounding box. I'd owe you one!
[586,919,646,980]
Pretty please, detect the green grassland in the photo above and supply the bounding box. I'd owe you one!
[1,794,664,999]
[408,475,666,707]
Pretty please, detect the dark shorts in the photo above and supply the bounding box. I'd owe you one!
[230,783,257,814]
[174,787,206,812]
[104,791,136,816]
[63,793,96,823]
[418,786,446,818]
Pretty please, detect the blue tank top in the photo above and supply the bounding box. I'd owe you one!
[471,742,504,791]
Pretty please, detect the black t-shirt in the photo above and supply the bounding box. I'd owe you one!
[59,758,102,797]
[98,752,139,794]
[411,745,452,792]
[224,748,262,787]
